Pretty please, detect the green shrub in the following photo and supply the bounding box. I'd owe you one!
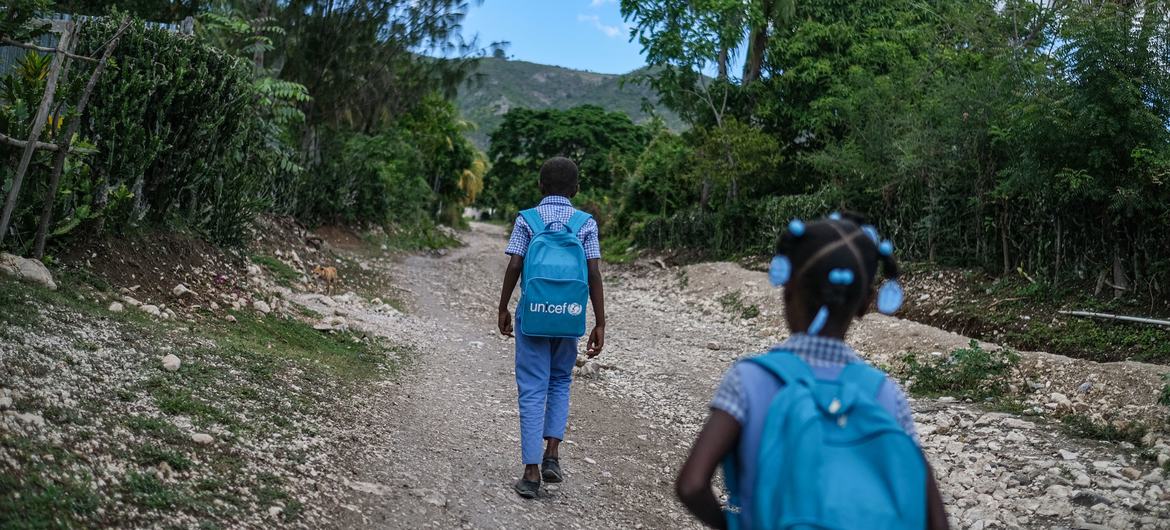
[75,16,265,244]
[1060,414,1149,445]
[296,96,480,228]
[717,290,760,320]
[601,234,635,264]
[903,340,1019,400]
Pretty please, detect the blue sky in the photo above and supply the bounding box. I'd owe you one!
[461,0,648,74]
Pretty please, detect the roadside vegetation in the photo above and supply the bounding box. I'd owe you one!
[474,1,1170,368]
[0,270,407,528]
[902,340,1164,446]
[903,341,1020,402]
[903,269,1170,364]
[1,0,490,260]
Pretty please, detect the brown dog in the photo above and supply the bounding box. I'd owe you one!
[312,265,338,295]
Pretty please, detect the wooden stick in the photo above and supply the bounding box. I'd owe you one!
[1059,310,1170,328]
[0,37,98,62]
[0,130,60,151]
[0,22,76,248]
[34,17,132,259]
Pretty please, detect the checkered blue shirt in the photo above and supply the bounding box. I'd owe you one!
[504,196,601,260]
[710,333,920,444]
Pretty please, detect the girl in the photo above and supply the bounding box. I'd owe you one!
[675,214,949,530]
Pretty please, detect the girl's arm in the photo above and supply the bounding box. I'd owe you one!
[676,410,742,530]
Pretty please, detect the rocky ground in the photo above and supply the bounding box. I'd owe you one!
[3,222,1169,529]
[311,223,1169,529]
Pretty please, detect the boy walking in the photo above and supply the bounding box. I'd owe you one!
[497,157,606,499]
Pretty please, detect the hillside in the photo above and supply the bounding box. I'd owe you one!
[456,57,685,149]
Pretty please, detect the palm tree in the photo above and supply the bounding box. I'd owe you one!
[742,0,794,83]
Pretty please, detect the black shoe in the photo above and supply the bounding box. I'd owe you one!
[513,478,540,499]
[541,457,563,483]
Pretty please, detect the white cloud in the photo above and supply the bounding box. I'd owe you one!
[589,0,617,7]
[577,14,621,38]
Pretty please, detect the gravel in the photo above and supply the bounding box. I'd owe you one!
[4,222,1167,529]
[308,223,1170,529]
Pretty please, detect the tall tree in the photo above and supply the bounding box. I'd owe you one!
[483,106,650,214]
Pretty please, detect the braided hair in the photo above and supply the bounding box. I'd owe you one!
[769,212,903,336]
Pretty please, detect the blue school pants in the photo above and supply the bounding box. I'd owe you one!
[515,318,578,465]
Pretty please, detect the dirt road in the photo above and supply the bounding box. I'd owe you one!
[313,223,1169,530]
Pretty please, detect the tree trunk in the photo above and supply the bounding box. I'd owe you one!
[253,2,268,72]
[130,172,147,223]
[1000,209,1010,275]
[743,27,767,83]
[742,0,773,83]
[1052,218,1062,287]
[717,46,729,80]
[700,179,711,210]
[1112,251,1128,300]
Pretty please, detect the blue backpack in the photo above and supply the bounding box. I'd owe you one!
[517,208,591,338]
[723,351,926,530]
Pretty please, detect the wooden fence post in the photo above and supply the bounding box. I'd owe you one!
[33,17,131,259]
[0,22,76,249]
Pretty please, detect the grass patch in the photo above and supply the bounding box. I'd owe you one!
[0,273,162,333]
[210,310,389,381]
[122,472,200,511]
[0,470,100,529]
[0,276,52,328]
[904,340,1019,400]
[1060,414,1149,445]
[601,235,635,264]
[135,443,194,471]
[251,255,302,287]
[1159,373,1170,407]
[43,405,88,426]
[0,435,101,529]
[126,415,185,443]
[717,290,760,320]
[152,387,238,427]
[371,221,461,252]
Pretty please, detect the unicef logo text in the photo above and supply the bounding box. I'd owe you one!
[529,301,585,317]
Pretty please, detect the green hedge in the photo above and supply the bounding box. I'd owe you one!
[77,16,264,244]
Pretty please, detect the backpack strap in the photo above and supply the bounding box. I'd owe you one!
[838,362,887,399]
[565,210,592,235]
[519,208,545,234]
[747,350,815,388]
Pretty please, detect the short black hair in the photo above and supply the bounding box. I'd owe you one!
[539,157,579,197]
[777,213,899,327]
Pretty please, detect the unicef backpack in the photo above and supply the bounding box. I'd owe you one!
[723,350,926,530]
[518,208,591,338]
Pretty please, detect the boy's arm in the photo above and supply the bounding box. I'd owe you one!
[586,259,605,356]
[676,410,740,529]
[498,255,524,336]
[927,463,950,530]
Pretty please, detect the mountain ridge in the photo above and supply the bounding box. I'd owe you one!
[456,57,684,149]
